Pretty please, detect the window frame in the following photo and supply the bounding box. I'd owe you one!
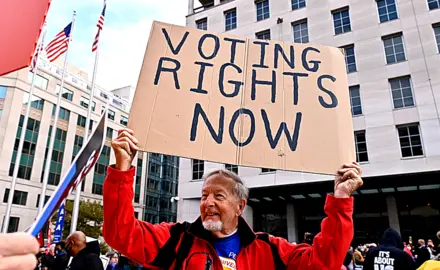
[261,168,276,174]
[292,0,306,10]
[292,20,309,43]
[224,8,237,31]
[192,159,204,180]
[342,44,357,73]
[332,7,351,35]
[256,29,271,40]
[196,18,208,31]
[376,0,399,23]
[225,164,239,174]
[354,130,369,163]
[55,85,74,101]
[256,0,270,21]
[349,85,363,116]
[428,0,440,10]
[433,23,440,53]
[396,123,424,158]
[389,76,415,109]
[382,33,407,65]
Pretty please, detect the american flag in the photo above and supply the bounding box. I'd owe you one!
[45,23,72,62]
[92,1,107,52]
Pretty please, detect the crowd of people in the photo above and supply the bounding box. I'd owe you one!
[341,229,440,270]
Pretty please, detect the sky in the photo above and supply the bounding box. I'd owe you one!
[43,0,187,90]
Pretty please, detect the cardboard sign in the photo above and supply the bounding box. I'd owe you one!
[29,110,107,237]
[129,21,355,175]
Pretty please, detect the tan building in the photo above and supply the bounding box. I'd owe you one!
[0,59,179,233]
[178,0,440,244]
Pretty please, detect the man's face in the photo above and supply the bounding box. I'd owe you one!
[200,174,244,236]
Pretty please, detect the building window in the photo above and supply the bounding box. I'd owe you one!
[377,0,398,23]
[108,110,115,121]
[261,168,276,173]
[292,0,306,10]
[434,24,440,53]
[6,217,20,233]
[225,9,237,31]
[397,124,423,157]
[107,127,113,139]
[36,194,50,208]
[196,18,207,30]
[192,159,204,180]
[135,158,142,203]
[80,97,96,111]
[3,189,28,206]
[343,45,357,73]
[256,29,271,40]
[9,116,40,180]
[354,131,369,163]
[27,72,48,90]
[55,85,73,101]
[256,0,270,21]
[389,76,414,109]
[93,145,111,195]
[332,8,351,35]
[428,0,440,10]
[52,106,70,121]
[22,93,44,110]
[383,33,406,64]
[134,211,139,219]
[225,164,238,174]
[120,115,128,126]
[0,86,7,98]
[41,127,67,186]
[292,20,309,43]
[72,135,84,161]
[349,85,362,116]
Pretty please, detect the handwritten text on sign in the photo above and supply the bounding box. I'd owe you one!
[129,22,355,175]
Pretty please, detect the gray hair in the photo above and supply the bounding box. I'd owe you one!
[203,169,249,201]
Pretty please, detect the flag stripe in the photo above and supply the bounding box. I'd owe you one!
[45,23,72,62]
[92,1,106,52]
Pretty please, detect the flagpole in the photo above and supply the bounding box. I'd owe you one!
[70,49,99,234]
[38,11,77,215]
[2,24,48,234]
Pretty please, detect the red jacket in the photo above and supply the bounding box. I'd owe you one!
[103,166,355,270]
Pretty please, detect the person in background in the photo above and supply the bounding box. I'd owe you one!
[106,252,119,270]
[343,247,354,270]
[427,239,437,259]
[103,128,364,269]
[403,242,414,259]
[0,232,39,270]
[352,247,364,269]
[363,228,415,270]
[65,231,104,270]
[415,239,431,268]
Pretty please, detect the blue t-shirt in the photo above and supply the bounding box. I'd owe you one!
[212,231,241,270]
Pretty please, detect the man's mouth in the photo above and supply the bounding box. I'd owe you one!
[206,213,219,217]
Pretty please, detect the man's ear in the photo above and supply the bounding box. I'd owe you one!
[237,199,247,216]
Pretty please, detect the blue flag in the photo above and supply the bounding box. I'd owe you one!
[53,203,65,243]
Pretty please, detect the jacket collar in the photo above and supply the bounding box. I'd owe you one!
[188,216,257,248]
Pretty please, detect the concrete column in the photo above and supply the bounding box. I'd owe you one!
[386,196,401,235]
[243,205,253,230]
[286,203,298,243]
[188,0,194,15]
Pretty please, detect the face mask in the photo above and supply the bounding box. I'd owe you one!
[110,262,116,267]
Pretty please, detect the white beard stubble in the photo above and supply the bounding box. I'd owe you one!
[203,220,223,231]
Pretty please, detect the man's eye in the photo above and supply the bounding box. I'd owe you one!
[215,194,225,199]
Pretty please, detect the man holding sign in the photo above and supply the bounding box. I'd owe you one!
[102,128,363,269]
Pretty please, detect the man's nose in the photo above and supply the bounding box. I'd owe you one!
[204,194,215,207]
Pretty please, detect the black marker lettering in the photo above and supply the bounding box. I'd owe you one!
[283,72,309,105]
[274,44,295,69]
[198,34,220,60]
[154,57,181,89]
[252,41,270,68]
[302,47,321,72]
[317,75,338,108]
[161,28,189,55]
[190,61,213,94]
[190,103,224,143]
[261,110,302,151]
[219,63,243,98]
[224,37,246,64]
[252,69,277,103]
[229,109,255,147]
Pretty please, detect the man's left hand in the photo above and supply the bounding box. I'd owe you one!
[334,162,363,198]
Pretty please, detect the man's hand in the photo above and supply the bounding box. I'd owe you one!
[334,162,363,198]
[111,128,139,171]
[0,233,39,270]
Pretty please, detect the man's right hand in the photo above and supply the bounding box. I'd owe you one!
[111,128,139,171]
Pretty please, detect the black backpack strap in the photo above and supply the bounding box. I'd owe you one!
[173,232,194,270]
[150,222,192,269]
[256,233,285,270]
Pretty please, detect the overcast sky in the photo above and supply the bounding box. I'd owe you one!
[44,0,187,90]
